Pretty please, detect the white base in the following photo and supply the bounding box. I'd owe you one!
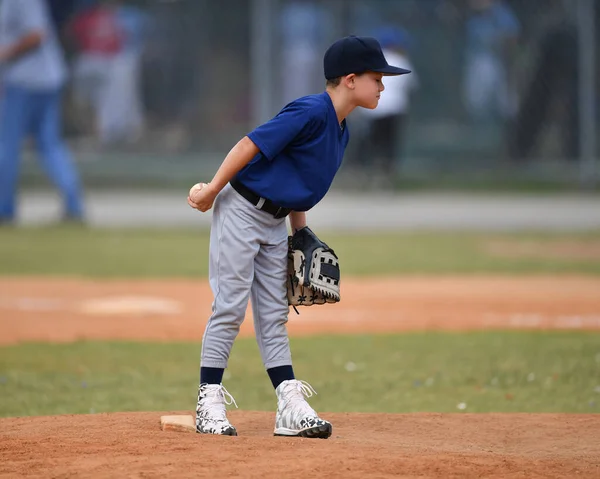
[160,415,195,433]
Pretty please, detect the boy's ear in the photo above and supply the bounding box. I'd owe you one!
[343,74,356,89]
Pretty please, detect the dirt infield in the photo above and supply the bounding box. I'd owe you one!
[1,276,600,345]
[1,412,599,478]
[1,275,600,477]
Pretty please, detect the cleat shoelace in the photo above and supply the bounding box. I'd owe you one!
[281,380,319,419]
[199,384,238,422]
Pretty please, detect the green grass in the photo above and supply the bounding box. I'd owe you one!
[1,226,600,277]
[1,228,598,417]
[1,332,599,417]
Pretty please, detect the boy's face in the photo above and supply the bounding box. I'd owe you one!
[350,72,385,109]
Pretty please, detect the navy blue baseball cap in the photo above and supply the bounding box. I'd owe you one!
[323,35,411,80]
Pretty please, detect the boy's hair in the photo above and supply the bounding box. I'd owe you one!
[326,72,367,88]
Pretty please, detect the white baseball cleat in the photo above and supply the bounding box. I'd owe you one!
[274,379,332,439]
[195,383,238,436]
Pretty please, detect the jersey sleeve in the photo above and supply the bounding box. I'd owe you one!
[247,100,320,161]
[16,0,49,35]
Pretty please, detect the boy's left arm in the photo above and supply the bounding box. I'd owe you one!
[289,211,306,233]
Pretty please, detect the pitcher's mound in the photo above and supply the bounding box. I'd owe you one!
[1,411,599,477]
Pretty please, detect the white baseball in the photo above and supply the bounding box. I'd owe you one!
[189,183,208,203]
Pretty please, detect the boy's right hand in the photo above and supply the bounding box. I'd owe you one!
[187,183,218,212]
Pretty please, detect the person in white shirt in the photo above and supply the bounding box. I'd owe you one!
[0,0,84,224]
[358,27,418,177]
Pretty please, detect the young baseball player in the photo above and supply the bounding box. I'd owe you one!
[188,35,410,438]
[0,0,85,224]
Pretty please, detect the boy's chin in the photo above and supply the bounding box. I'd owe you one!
[361,101,379,110]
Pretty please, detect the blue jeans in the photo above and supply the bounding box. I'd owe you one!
[0,84,84,220]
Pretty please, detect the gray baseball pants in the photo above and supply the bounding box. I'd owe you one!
[200,183,292,369]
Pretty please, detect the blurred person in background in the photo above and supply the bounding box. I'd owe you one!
[68,0,146,146]
[0,0,85,224]
[357,26,419,179]
[111,0,147,143]
[67,0,123,145]
[278,0,330,105]
[463,0,520,123]
[140,1,199,152]
[509,0,579,162]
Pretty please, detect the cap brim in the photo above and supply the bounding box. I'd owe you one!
[373,65,411,76]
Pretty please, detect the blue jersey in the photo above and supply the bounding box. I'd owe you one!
[237,92,349,211]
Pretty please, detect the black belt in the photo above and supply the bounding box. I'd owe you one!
[230,178,291,219]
